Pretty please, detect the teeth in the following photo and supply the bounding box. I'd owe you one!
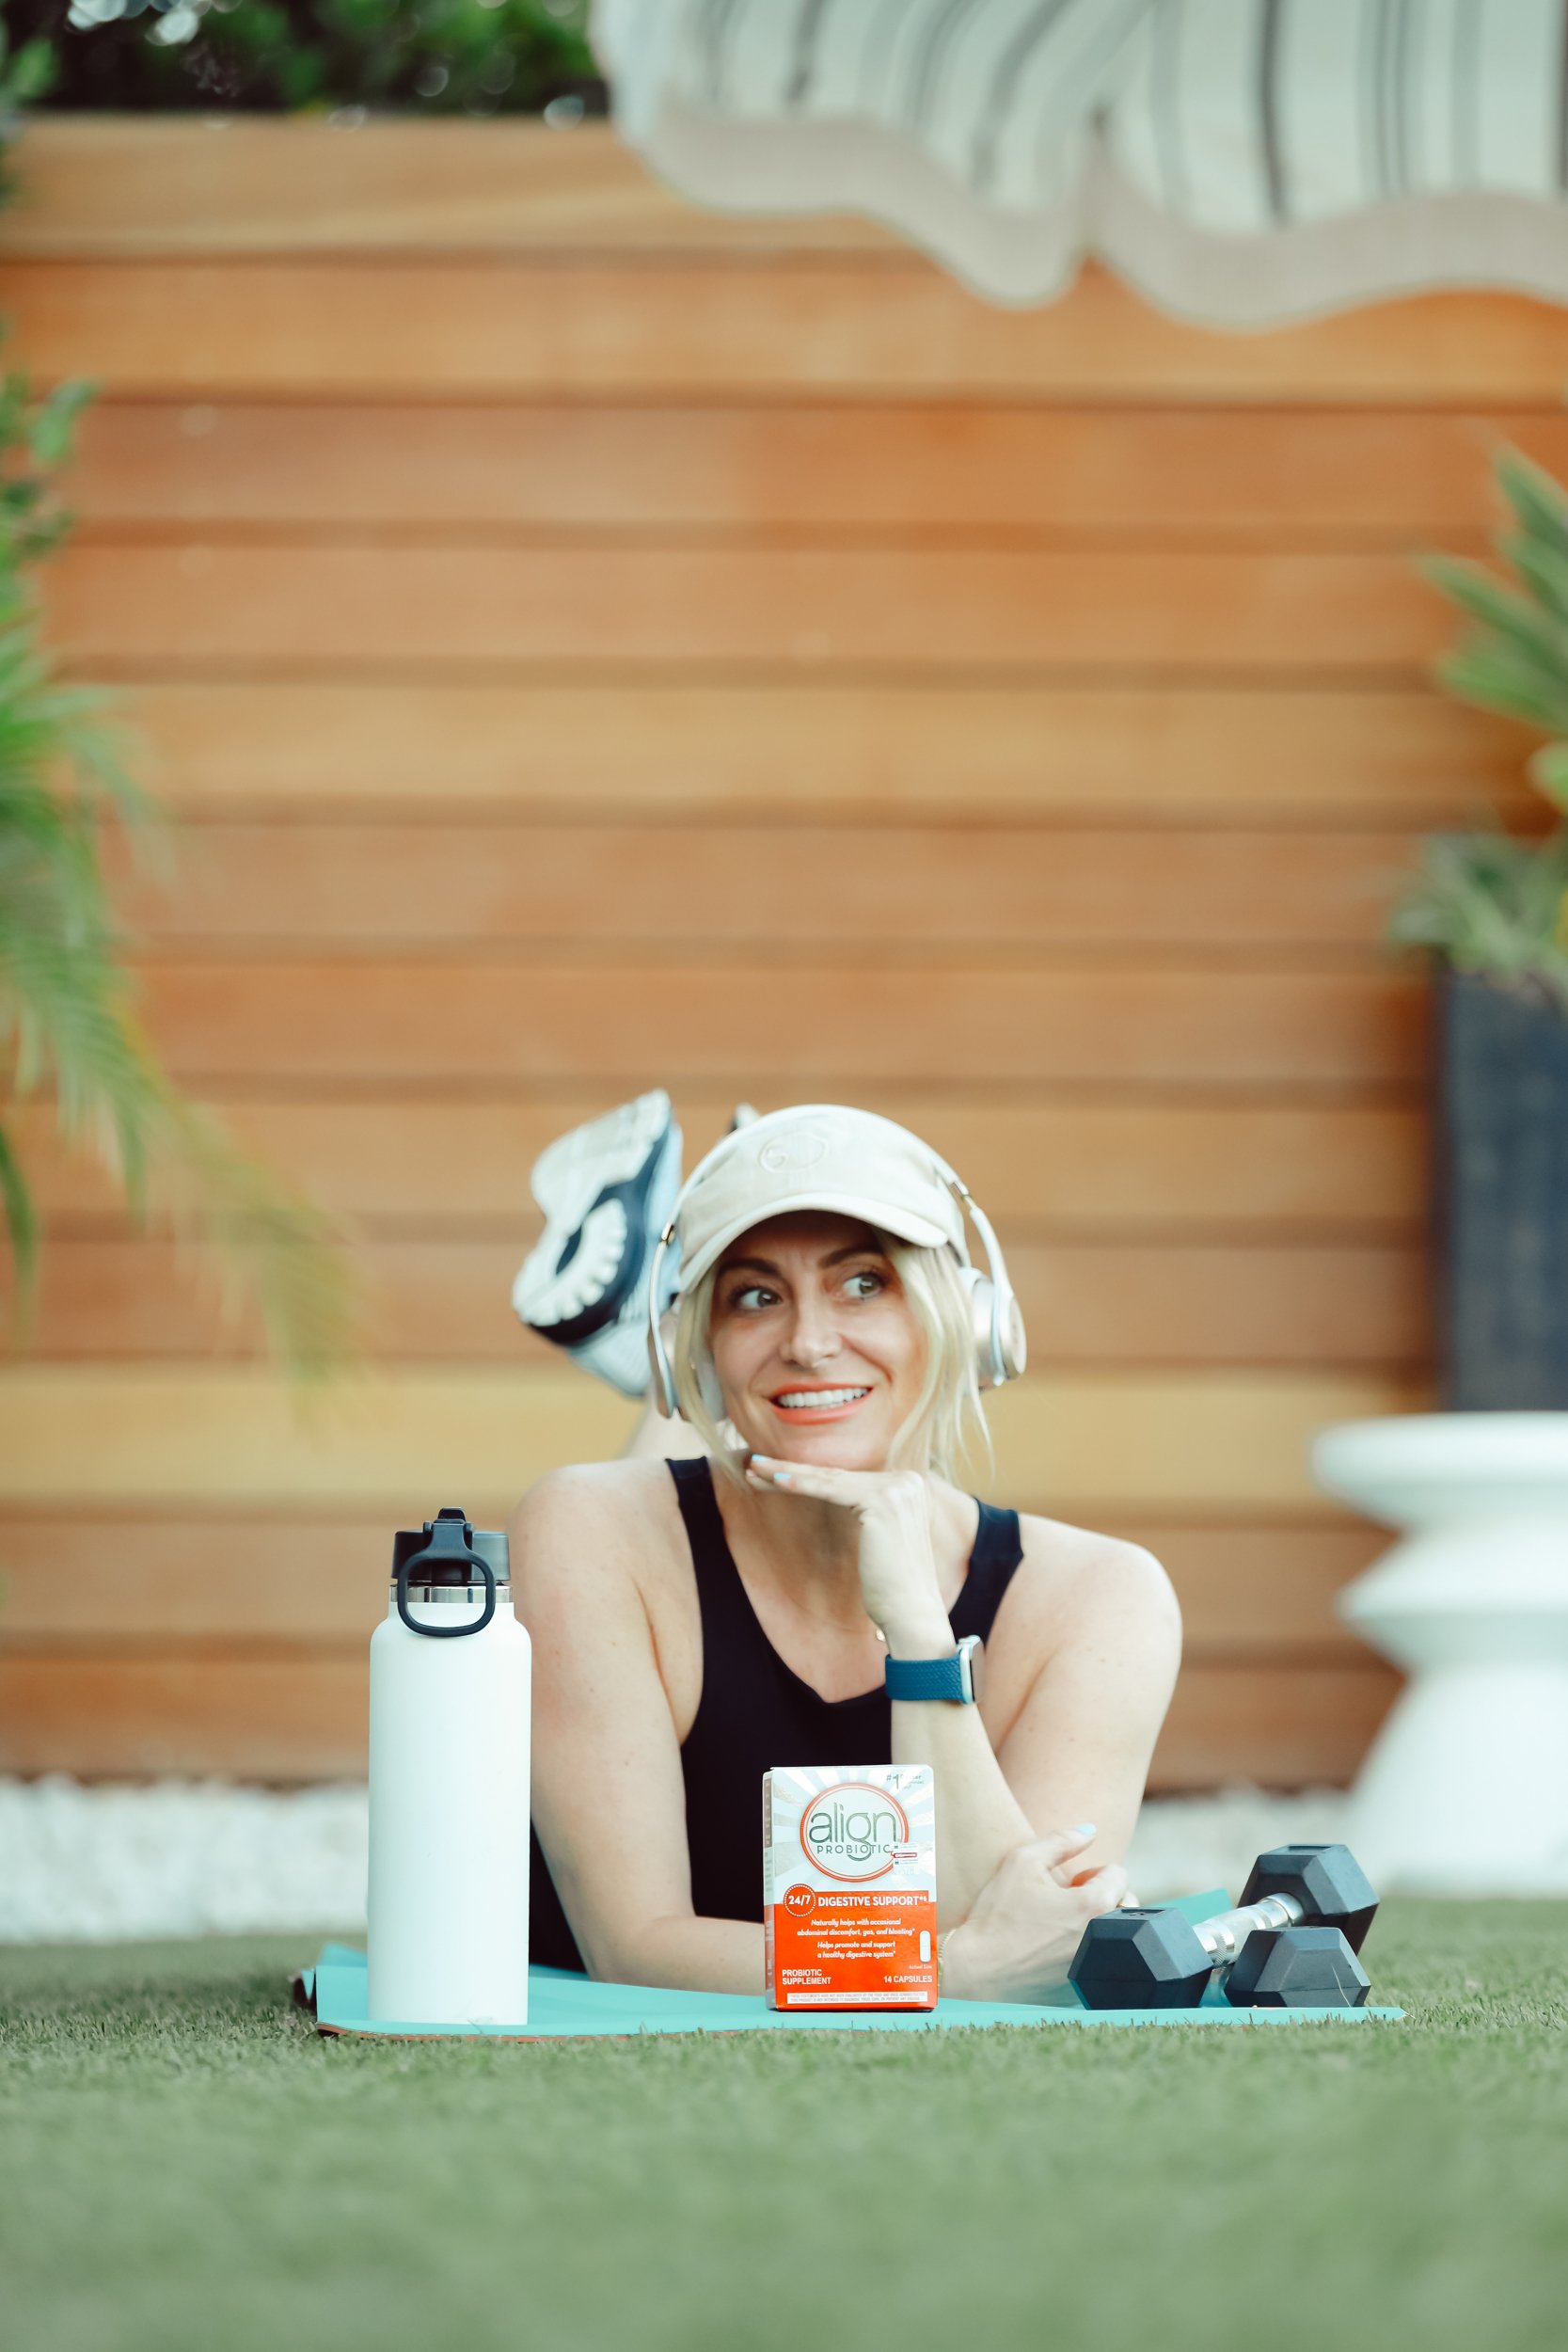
[773,1388,870,1408]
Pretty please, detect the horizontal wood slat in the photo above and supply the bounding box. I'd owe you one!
[1154,1663,1401,1790]
[0,119,900,257]
[13,1097,1427,1230]
[127,962,1425,1087]
[65,402,1568,534]
[107,682,1531,823]
[0,1654,372,1780]
[1132,1523,1384,1655]
[46,543,1443,671]
[9,1234,1427,1369]
[0,1367,1426,1512]
[0,1515,1383,1655]
[8,257,1568,401]
[107,823,1424,950]
[0,1650,1402,1788]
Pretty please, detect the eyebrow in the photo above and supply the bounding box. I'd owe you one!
[720,1237,887,1279]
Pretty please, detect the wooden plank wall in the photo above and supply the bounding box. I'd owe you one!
[3,118,1562,1789]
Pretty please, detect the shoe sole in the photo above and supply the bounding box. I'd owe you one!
[513,1089,681,1346]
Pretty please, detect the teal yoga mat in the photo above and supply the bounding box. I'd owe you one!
[295,1894,1402,2037]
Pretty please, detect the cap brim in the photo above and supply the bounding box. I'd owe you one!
[675,1192,954,1293]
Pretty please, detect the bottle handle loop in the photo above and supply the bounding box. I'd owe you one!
[395,1511,498,1640]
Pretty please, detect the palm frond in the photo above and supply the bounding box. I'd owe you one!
[145,1087,364,1385]
[1496,447,1568,551]
[1404,444,1568,1001]
[1422,555,1568,681]
[0,339,359,1386]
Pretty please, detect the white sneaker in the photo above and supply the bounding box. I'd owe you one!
[513,1090,684,1397]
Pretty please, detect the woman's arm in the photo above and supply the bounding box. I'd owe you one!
[742,1459,1180,1994]
[743,1462,1180,1911]
[884,1528,1180,1916]
[987,1532,1183,1861]
[509,1465,762,1994]
[936,1537,1182,1997]
[742,1457,1034,1909]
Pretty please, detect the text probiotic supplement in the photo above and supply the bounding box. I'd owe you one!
[763,1764,938,2010]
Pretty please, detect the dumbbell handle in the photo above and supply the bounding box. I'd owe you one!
[1194,1893,1305,1966]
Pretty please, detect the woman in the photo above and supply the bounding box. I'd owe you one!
[510,1097,1180,2001]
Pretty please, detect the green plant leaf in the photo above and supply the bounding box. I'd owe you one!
[1389,826,1568,1015]
[1421,457,1568,795]
[0,1114,38,1321]
[1436,644,1568,736]
[5,37,57,108]
[0,341,359,1387]
[26,379,96,472]
[1505,536,1568,630]
[1497,448,1568,552]
[1529,742,1568,811]
[1423,554,1568,672]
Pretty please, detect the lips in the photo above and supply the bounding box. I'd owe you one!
[768,1386,872,1424]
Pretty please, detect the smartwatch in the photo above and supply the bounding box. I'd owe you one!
[883,1634,984,1705]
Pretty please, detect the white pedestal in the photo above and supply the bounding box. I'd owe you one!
[1313,1414,1568,1895]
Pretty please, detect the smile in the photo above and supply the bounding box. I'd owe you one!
[768,1387,872,1422]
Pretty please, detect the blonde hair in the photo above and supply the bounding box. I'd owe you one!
[671,1227,990,1487]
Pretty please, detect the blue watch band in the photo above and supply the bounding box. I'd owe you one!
[884,1649,972,1703]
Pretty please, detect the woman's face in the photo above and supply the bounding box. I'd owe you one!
[706,1211,927,1472]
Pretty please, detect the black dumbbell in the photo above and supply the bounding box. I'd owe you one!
[1069,1842,1377,2011]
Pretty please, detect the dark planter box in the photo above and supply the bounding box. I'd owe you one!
[1439,967,1568,1407]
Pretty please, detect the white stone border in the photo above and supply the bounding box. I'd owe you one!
[1,1776,1357,1943]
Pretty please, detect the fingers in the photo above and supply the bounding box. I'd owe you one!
[1076,1863,1130,1915]
[745,1455,880,1504]
[745,1454,848,1500]
[1012,1824,1098,1876]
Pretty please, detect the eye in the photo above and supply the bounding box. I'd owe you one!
[727,1282,778,1311]
[843,1268,887,1300]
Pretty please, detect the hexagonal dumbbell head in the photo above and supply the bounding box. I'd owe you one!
[1225,1925,1370,2009]
[1069,1907,1215,2010]
[1239,1843,1378,1953]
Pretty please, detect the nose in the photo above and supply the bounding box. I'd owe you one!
[782,1290,841,1370]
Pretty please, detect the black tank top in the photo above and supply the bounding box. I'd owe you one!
[529,1456,1025,1974]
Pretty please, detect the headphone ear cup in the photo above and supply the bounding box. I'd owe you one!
[958,1263,997,1391]
[997,1287,1026,1383]
[958,1263,1026,1390]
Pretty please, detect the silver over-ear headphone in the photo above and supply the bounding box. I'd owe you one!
[923,1149,1028,1395]
[644,1129,1026,1422]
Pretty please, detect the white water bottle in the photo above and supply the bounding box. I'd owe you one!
[368,1506,531,2026]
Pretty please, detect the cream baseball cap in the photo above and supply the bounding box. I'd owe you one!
[670,1104,967,1294]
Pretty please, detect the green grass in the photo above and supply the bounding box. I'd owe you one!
[2,1903,1565,2352]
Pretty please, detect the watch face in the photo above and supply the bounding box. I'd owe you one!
[959,1635,986,1705]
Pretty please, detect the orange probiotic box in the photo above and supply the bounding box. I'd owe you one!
[763,1765,938,2011]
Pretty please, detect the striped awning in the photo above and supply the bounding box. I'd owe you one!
[593,0,1568,318]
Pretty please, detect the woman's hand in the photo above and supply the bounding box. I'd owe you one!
[744,1456,952,1653]
[941,1826,1132,2003]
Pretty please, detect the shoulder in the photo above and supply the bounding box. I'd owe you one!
[511,1454,677,1534]
[509,1458,689,1598]
[1022,1513,1177,1600]
[1010,1510,1181,1656]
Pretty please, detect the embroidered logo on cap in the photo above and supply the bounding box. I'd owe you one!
[759,1130,829,1172]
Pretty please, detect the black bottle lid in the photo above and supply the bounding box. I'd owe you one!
[389,1505,510,1587]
